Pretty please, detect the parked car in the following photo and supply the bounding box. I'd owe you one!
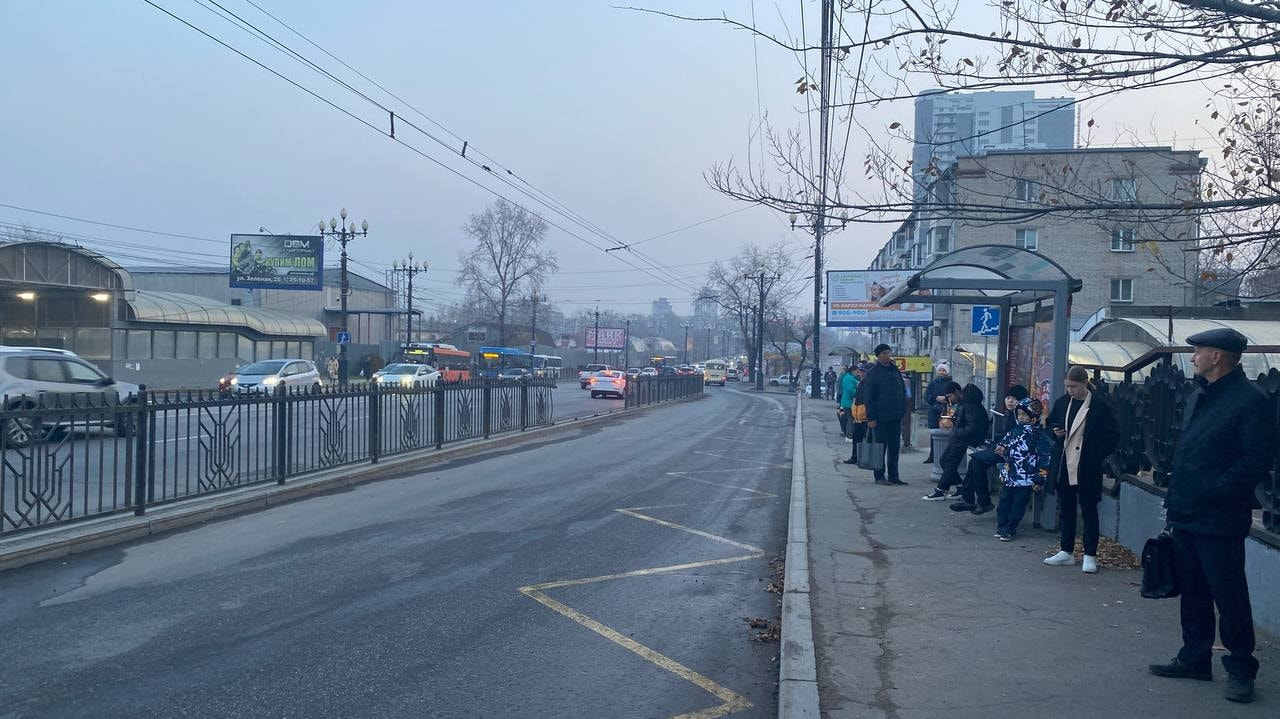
[230,359,321,395]
[769,374,797,387]
[578,363,610,389]
[725,367,740,381]
[589,370,627,399]
[374,363,441,387]
[0,347,140,448]
[497,367,531,380]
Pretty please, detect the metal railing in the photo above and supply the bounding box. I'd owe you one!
[623,374,705,410]
[0,378,555,535]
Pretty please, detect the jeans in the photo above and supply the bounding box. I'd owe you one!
[838,410,850,438]
[1173,529,1257,679]
[872,420,902,483]
[1058,482,1099,555]
[996,485,1032,535]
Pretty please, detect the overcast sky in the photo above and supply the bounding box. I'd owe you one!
[1,1,1216,317]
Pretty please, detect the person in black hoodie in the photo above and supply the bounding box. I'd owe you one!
[1148,329,1277,704]
[951,385,1029,513]
[862,344,908,485]
[923,382,988,500]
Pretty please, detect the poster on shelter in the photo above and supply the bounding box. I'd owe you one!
[825,270,932,327]
[229,234,324,290]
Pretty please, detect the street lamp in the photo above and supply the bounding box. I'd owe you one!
[318,208,368,384]
[392,254,426,349]
[681,323,691,364]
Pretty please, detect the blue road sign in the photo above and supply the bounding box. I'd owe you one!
[337,331,351,344]
[971,306,1000,336]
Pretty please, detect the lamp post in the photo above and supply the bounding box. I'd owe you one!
[392,253,426,350]
[623,318,631,369]
[528,292,545,359]
[318,208,368,384]
[704,326,712,361]
[791,208,849,400]
[681,323,691,364]
[593,305,601,365]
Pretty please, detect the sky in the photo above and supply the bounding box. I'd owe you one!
[1,1,1216,318]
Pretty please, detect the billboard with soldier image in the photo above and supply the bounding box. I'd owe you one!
[229,234,324,290]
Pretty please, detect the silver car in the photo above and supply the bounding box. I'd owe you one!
[0,347,140,448]
[374,363,441,388]
[229,359,321,395]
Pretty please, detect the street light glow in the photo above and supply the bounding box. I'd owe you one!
[17,291,35,301]
[90,292,110,302]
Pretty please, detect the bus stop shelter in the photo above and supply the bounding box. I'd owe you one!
[878,244,1082,400]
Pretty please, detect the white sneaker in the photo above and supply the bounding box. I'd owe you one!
[845,437,853,443]
[1082,555,1098,574]
[1043,550,1076,566]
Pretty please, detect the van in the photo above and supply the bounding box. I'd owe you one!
[703,360,727,386]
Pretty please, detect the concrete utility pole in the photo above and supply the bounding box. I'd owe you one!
[529,293,544,358]
[593,306,601,365]
[743,271,778,390]
[624,318,631,369]
[810,0,835,401]
[392,254,425,350]
[682,323,691,364]
[318,208,368,385]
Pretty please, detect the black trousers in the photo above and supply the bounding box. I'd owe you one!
[837,410,850,438]
[848,422,867,461]
[872,420,901,483]
[1173,529,1257,679]
[1057,482,1100,555]
[960,455,994,506]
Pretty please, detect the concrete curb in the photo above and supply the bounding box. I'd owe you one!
[0,395,703,574]
[779,393,820,718]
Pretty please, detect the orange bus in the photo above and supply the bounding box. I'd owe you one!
[402,342,472,382]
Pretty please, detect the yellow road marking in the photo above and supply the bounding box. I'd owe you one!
[518,464,782,718]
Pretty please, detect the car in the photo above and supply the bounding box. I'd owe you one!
[217,366,243,395]
[640,367,659,377]
[230,359,321,395]
[624,367,642,378]
[496,367,531,380]
[578,363,610,389]
[0,346,140,448]
[676,365,697,376]
[588,369,627,399]
[374,363,441,387]
[725,367,740,381]
[769,374,798,387]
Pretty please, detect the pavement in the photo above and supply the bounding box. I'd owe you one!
[797,398,1280,718]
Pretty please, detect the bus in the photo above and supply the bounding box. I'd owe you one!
[532,354,563,379]
[402,342,472,382]
[477,346,534,378]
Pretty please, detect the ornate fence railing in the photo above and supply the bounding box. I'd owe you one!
[0,378,555,535]
[1087,358,1280,535]
[623,374,705,410]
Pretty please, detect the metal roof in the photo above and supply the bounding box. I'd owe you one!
[126,290,326,337]
[1085,317,1280,376]
[878,244,1081,307]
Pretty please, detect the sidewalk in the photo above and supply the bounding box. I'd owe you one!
[799,399,1278,718]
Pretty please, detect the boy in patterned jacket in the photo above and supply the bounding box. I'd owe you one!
[993,398,1052,541]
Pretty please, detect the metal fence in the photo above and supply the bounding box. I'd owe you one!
[1091,360,1280,535]
[624,374,705,410]
[0,378,555,535]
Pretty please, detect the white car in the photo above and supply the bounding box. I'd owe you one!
[768,374,797,387]
[640,367,659,377]
[230,359,321,394]
[588,370,627,399]
[497,367,531,380]
[374,363,441,388]
[578,363,610,389]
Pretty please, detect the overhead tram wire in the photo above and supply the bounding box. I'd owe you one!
[142,2,702,296]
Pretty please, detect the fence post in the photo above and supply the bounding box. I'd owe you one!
[483,380,493,439]
[273,385,288,484]
[434,384,446,449]
[369,382,381,464]
[520,377,530,431]
[132,387,150,516]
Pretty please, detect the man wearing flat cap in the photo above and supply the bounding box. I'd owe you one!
[1149,327,1276,704]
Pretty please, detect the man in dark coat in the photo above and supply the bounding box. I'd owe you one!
[923,382,987,500]
[862,344,908,486]
[1149,328,1277,704]
[922,363,952,463]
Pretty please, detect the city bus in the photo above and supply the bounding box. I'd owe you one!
[476,346,534,378]
[402,342,472,381]
[532,354,563,379]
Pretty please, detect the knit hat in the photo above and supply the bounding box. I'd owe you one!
[1005,384,1029,401]
[936,363,949,374]
[873,343,892,356]
[1015,397,1042,418]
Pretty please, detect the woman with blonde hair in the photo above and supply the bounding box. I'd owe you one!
[1042,366,1120,574]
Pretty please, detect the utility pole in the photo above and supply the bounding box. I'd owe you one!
[624,318,631,369]
[743,271,778,391]
[318,208,368,385]
[705,327,712,362]
[392,254,426,351]
[810,0,835,401]
[593,305,601,365]
[681,323,691,364]
[528,292,544,358]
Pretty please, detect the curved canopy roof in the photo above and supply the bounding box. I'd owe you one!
[126,290,326,337]
[879,244,1081,307]
[1085,317,1280,377]
[0,240,135,291]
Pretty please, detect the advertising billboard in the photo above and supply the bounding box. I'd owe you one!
[229,234,324,290]
[584,326,626,350]
[825,270,932,327]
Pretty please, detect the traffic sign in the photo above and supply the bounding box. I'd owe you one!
[336,331,351,344]
[971,306,1000,337]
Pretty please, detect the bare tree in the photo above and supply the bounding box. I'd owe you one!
[766,312,815,382]
[704,241,804,377]
[457,200,558,346]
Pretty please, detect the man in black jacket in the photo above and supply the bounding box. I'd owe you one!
[923,382,987,500]
[1149,328,1277,704]
[862,344,908,486]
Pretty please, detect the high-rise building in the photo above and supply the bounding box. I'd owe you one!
[651,297,674,338]
[912,89,1075,200]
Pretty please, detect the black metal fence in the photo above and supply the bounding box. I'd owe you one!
[1092,360,1280,535]
[623,374,705,410]
[0,378,555,535]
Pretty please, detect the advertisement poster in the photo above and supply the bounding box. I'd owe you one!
[1004,324,1035,394]
[1004,318,1055,405]
[826,270,932,327]
[584,326,626,350]
[229,234,324,290]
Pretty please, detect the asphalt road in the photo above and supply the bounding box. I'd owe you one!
[0,382,790,718]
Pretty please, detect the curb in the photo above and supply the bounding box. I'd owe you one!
[0,395,703,574]
[779,393,820,718]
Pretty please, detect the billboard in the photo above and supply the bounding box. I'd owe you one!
[826,270,932,327]
[229,234,323,290]
[584,326,626,350]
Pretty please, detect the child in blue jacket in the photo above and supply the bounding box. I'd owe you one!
[994,398,1052,541]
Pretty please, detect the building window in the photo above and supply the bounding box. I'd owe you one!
[1015,228,1039,251]
[1110,278,1134,303]
[1111,228,1136,252]
[151,331,175,359]
[1112,177,1137,202]
[127,330,152,360]
[1016,179,1039,203]
[931,226,952,254]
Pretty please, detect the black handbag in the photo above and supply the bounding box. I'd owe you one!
[1140,531,1180,599]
